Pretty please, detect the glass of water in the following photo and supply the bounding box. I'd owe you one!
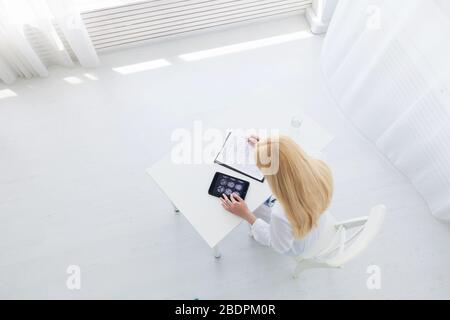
[291,115,303,129]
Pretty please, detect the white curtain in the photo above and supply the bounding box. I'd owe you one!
[322,0,450,220]
[0,0,99,84]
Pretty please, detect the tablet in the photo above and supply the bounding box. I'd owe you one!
[208,172,250,200]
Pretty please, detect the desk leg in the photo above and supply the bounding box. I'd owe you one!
[213,245,222,259]
[172,202,180,215]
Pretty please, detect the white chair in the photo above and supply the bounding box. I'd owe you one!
[292,204,386,278]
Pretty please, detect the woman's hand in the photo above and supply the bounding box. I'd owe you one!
[220,193,257,225]
[248,134,260,147]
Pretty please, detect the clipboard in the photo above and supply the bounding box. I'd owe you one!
[214,131,265,183]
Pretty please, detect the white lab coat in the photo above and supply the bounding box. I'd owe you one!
[251,201,329,256]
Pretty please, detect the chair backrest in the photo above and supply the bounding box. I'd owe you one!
[323,205,386,267]
[298,205,386,266]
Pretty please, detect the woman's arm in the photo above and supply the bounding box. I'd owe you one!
[221,195,294,254]
[220,193,256,225]
[251,214,294,254]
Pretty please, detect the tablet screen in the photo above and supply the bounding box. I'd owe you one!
[208,172,250,200]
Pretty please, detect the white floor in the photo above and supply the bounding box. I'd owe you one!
[0,15,449,299]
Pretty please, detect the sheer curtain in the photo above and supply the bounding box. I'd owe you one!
[322,0,450,220]
[0,0,99,84]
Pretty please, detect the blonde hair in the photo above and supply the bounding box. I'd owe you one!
[255,135,333,238]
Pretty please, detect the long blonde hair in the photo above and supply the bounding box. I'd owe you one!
[255,135,333,238]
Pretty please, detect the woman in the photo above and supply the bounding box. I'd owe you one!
[220,135,333,256]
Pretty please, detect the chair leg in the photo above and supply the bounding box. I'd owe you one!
[172,202,180,215]
[292,261,340,279]
[293,262,310,279]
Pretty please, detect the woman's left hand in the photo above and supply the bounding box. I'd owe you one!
[248,134,260,147]
[220,193,256,224]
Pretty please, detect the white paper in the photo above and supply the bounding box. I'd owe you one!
[215,131,264,181]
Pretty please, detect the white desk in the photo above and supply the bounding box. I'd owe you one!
[147,113,334,256]
[148,155,272,250]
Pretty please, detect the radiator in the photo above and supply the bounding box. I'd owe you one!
[81,0,312,52]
